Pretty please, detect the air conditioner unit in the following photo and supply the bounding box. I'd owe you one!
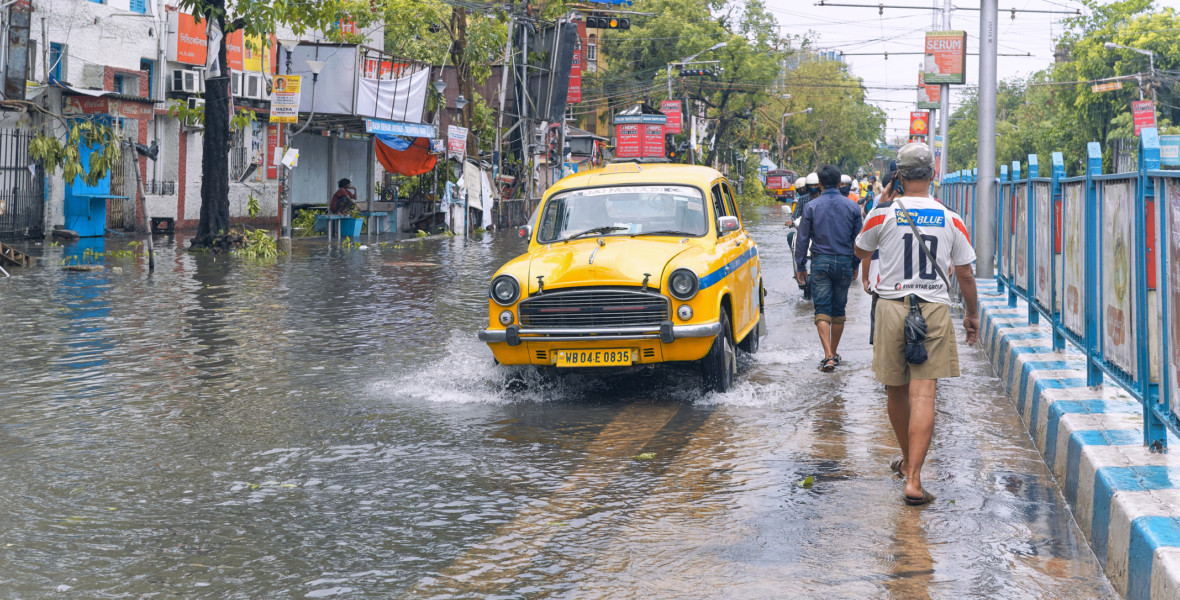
[230,71,243,97]
[244,73,265,100]
[183,97,205,129]
[170,69,200,94]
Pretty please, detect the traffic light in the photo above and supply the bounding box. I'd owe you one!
[666,134,677,160]
[677,67,719,77]
[586,15,629,30]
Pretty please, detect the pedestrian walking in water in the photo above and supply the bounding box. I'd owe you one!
[853,143,980,506]
[794,165,863,372]
[861,162,898,345]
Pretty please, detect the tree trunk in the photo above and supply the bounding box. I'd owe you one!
[192,3,231,248]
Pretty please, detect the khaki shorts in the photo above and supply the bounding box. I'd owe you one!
[872,297,960,386]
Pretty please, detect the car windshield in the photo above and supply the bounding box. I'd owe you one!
[536,185,707,243]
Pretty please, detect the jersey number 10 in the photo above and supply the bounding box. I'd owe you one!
[902,233,940,281]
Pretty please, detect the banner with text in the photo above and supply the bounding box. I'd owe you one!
[917,70,940,109]
[448,125,468,160]
[909,111,929,137]
[1133,100,1157,136]
[269,75,302,123]
[660,100,682,135]
[923,31,966,85]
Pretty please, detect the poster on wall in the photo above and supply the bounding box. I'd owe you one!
[1034,183,1052,307]
[1014,186,1028,286]
[1103,182,1137,376]
[1168,181,1180,420]
[1062,183,1085,335]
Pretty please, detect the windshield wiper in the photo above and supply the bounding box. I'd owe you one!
[632,230,694,238]
[560,226,628,243]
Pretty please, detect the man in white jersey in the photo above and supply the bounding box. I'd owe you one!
[854,142,979,506]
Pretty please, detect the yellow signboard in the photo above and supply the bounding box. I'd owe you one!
[1091,81,1124,93]
[269,75,302,123]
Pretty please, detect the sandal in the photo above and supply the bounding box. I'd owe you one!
[820,357,837,372]
[904,490,936,506]
[889,455,905,476]
[832,354,842,366]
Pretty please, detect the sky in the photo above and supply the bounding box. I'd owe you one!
[764,0,1180,142]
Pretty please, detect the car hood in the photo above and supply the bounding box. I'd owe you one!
[527,237,698,293]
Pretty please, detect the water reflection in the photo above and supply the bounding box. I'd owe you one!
[0,219,1118,599]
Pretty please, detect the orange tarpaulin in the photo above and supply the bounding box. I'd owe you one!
[376,136,437,177]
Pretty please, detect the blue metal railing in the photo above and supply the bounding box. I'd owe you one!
[942,129,1177,449]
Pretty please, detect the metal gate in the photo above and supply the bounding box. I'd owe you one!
[108,150,133,230]
[0,129,45,240]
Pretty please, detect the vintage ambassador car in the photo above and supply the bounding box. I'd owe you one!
[477,163,765,392]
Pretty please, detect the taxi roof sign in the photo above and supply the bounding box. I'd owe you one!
[602,163,642,174]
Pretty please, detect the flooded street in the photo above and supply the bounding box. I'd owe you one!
[0,208,1115,599]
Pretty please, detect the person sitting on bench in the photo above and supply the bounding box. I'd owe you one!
[329,179,358,215]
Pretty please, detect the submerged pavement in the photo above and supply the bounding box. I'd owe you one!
[0,208,1115,598]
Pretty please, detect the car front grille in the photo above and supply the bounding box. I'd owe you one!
[519,288,669,329]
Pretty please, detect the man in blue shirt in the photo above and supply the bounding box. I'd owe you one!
[795,164,864,372]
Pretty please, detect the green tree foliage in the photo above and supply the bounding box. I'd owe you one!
[594,0,883,172]
[948,0,1180,175]
[29,121,121,187]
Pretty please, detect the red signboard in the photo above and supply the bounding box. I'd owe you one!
[643,123,665,158]
[1133,100,1156,136]
[660,100,682,135]
[909,111,929,137]
[267,124,281,179]
[766,175,787,189]
[569,48,582,104]
[616,123,642,158]
[62,97,153,119]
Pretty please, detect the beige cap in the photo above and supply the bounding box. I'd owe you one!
[897,142,935,175]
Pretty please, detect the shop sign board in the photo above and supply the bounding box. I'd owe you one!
[63,96,153,119]
[1161,135,1180,167]
[365,119,435,138]
[1092,81,1123,93]
[923,31,966,85]
[269,75,301,123]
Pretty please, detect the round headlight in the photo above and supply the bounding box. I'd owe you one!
[490,275,520,306]
[499,310,514,325]
[668,268,699,301]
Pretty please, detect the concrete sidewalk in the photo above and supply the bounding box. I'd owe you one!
[979,279,1180,600]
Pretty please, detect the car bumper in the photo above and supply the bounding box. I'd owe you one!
[478,320,722,346]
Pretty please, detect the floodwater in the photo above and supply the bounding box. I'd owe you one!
[0,210,1115,599]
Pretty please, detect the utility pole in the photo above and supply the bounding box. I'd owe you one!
[937,0,950,189]
[976,0,997,278]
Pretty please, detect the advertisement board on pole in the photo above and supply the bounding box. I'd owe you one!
[1161,135,1180,167]
[1133,100,1157,136]
[917,70,940,109]
[909,111,929,137]
[447,125,468,160]
[269,75,301,123]
[660,100,682,135]
[1092,81,1124,93]
[642,123,665,158]
[923,31,967,85]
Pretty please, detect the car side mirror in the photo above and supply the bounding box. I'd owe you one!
[518,225,532,239]
[717,216,740,234]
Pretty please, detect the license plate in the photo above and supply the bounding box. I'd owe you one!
[555,349,632,367]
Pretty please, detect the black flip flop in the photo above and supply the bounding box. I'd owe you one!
[889,455,905,475]
[904,490,936,506]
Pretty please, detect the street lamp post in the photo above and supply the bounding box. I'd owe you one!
[1105,42,1156,102]
[778,107,812,167]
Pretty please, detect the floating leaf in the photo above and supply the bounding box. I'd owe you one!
[636,452,656,460]
[799,475,815,489]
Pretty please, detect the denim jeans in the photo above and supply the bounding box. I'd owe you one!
[810,254,856,321]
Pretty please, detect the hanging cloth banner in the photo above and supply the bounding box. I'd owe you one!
[354,68,430,123]
[205,19,223,78]
[375,136,437,177]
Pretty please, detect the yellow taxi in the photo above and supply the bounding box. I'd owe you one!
[477,163,765,392]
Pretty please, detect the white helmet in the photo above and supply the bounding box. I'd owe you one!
[840,174,852,185]
[806,172,819,186]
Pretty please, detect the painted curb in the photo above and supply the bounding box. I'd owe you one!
[977,279,1180,599]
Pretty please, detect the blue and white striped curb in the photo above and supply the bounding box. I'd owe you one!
[976,279,1180,599]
